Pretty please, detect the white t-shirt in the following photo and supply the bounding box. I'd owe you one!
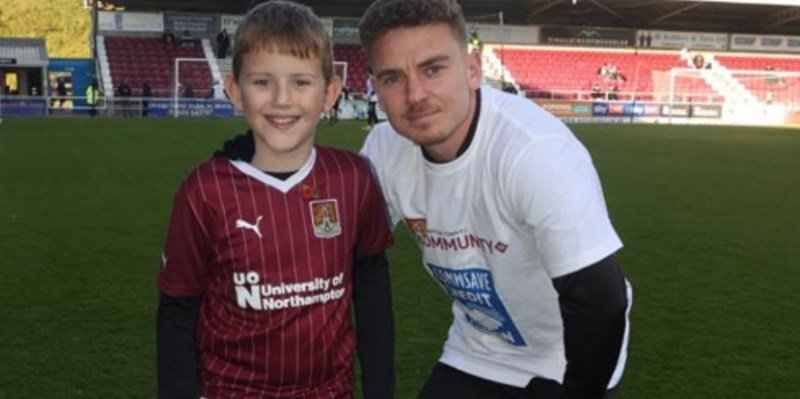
[361,86,629,388]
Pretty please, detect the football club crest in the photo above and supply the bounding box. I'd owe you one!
[309,199,342,238]
[405,218,427,241]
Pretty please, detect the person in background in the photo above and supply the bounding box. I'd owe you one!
[141,81,152,117]
[182,84,195,98]
[216,28,231,59]
[55,78,67,108]
[329,89,342,125]
[365,68,378,130]
[86,79,99,117]
[116,79,132,117]
[180,30,193,47]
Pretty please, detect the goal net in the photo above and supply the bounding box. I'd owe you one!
[172,57,214,118]
[333,61,348,90]
[652,67,800,106]
[651,68,725,104]
[728,69,800,105]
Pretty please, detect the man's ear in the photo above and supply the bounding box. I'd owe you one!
[467,50,483,90]
[225,74,243,111]
[323,75,343,112]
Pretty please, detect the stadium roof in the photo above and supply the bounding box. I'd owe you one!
[0,38,49,67]
[101,0,800,35]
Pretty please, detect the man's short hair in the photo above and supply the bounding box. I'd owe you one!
[358,0,468,60]
[231,0,333,82]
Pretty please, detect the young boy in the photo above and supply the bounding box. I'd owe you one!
[156,2,395,398]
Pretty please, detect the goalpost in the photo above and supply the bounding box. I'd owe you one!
[652,67,800,125]
[334,61,348,90]
[173,57,211,119]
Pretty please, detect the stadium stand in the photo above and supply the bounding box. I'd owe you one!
[102,36,213,97]
[493,47,718,101]
[715,54,800,103]
[333,44,369,94]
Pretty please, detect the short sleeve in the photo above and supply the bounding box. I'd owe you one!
[157,179,214,296]
[360,133,403,228]
[506,135,622,278]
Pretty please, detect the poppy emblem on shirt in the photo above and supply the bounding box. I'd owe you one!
[309,199,341,238]
[302,184,319,201]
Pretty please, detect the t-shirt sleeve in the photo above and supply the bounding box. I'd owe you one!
[157,178,214,296]
[360,132,403,228]
[354,158,395,259]
[506,135,622,278]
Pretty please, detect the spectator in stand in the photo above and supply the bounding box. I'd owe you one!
[216,29,231,59]
[182,84,195,98]
[162,31,176,47]
[607,84,619,101]
[180,30,193,47]
[607,64,618,80]
[116,79,133,117]
[645,33,653,47]
[591,82,603,99]
[142,81,153,117]
[692,54,706,69]
[766,65,784,86]
[597,63,609,79]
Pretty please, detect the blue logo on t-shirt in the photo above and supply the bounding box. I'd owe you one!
[427,264,526,346]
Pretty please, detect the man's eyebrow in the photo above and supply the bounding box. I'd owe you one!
[375,55,451,79]
[418,54,449,68]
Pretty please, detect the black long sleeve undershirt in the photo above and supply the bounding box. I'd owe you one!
[156,251,394,399]
[156,293,202,399]
[552,254,628,399]
[353,252,395,399]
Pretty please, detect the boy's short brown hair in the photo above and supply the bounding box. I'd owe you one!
[232,0,334,82]
[358,0,468,60]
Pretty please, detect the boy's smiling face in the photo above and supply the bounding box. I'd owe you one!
[227,47,341,172]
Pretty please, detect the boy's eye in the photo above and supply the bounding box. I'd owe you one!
[253,79,270,86]
[294,79,311,87]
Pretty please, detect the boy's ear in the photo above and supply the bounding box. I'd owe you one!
[323,75,343,112]
[225,74,243,112]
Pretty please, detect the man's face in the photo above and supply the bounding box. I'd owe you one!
[369,23,481,161]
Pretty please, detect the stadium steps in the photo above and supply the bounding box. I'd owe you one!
[97,36,114,97]
[679,49,756,104]
[201,39,223,84]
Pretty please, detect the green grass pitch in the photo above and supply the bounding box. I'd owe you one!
[0,118,798,398]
